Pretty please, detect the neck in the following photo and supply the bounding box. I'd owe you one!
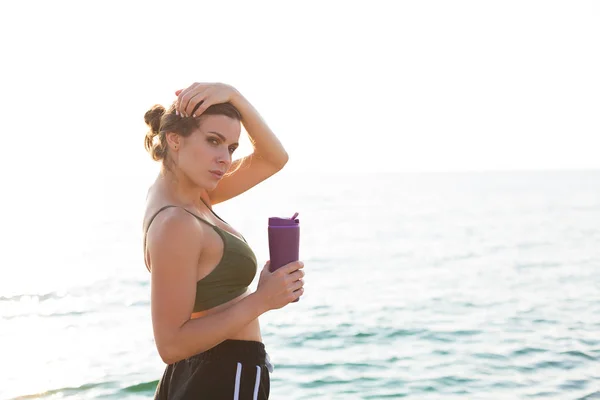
[157,166,206,209]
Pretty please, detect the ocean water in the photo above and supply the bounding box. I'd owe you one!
[2,170,600,399]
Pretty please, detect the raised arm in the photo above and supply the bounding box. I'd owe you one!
[176,83,289,205]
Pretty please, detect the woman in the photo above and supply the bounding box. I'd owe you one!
[142,82,305,399]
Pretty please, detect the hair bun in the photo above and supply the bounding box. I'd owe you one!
[144,104,165,134]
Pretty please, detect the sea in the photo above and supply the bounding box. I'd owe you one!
[1,170,599,399]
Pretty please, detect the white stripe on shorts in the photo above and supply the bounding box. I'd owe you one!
[253,365,261,400]
[233,362,242,400]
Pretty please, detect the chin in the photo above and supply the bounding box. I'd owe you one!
[208,181,219,190]
[190,176,215,191]
[205,177,220,190]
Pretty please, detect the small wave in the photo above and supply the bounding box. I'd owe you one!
[3,310,90,320]
[533,360,576,370]
[578,338,600,346]
[560,350,596,361]
[490,380,523,389]
[353,332,377,339]
[559,379,589,391]
[473,352,509,361]
[386,328,427,338]
[526,391,560,398]
[421,332,454,343]
[421,329,482,342]
[386,356,406,363]
[276,362,336,371]
[12,381,117,399]
[119,380,159,393]
[577,391,600,400]
[515,261,561,269]
[532,318,558,325]
[364,392,409,398]
[277,361,386,372]
[407,385,437,393]
[298,330,338,341]
[511,347,549,356]
[126,300,150,307]
[0,292,66,302]
[299,377,352,388]
[434,375,478,387]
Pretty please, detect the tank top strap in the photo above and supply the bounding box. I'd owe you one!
[177,208,219,230]
[144,205,178,236]
[143,205,219,249]
[200,197,229,225]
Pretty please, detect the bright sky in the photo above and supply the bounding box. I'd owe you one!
[0,0,598,186]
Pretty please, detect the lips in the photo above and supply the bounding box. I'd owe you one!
[210,170,224,178]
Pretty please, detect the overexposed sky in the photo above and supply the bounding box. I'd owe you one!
[0,0,598,181]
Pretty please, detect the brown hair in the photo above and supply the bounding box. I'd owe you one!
[144,102,242,163]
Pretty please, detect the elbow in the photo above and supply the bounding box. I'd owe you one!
[281,151,289,167]
[275,152,289,170]
[156,337,185,365]
[157,343,178,365]
[156,336,210,365]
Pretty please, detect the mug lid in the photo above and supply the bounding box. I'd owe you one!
[269,216,299,226]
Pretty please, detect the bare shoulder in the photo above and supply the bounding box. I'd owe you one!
[146,207,206,268]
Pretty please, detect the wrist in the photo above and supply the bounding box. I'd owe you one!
[229,88,248,109]
[246,291,269,316]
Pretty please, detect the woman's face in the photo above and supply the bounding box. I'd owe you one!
[174,114,241,190]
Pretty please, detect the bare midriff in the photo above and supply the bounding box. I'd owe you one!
[190,289,263,342]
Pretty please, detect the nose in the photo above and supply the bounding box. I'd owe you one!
[216,148,231,167]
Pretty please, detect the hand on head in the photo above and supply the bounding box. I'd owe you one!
[173,83,238,118]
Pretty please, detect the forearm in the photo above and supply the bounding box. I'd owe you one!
[163,292,266,364]
[230,90,289,167]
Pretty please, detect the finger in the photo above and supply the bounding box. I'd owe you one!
[175,85,191,115]
[292,287,305,299]
[177,83,200,117]
[262,261,275,275]
[185,92,208,118]
[189,87,213,117]
[178,92,194,118]
[183,92,209,117]
[283,261,304,274]
[192,99,211,117]
[288,269,304,282]
[291,279,304,291]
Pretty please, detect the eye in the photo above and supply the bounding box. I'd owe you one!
[229,146,237,154]
[208,138,219,145]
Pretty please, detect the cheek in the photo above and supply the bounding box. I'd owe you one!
[180,141,210,171]
[183,138,207,158]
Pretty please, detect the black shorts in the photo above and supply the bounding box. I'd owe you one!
[154,339,273,400]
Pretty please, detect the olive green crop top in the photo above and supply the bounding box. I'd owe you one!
[144,203,258,312]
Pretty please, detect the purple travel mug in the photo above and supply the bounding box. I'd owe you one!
[268,212,301,302]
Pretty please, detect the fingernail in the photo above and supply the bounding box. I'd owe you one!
[192,113,196,118]
[176,110,179,116]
